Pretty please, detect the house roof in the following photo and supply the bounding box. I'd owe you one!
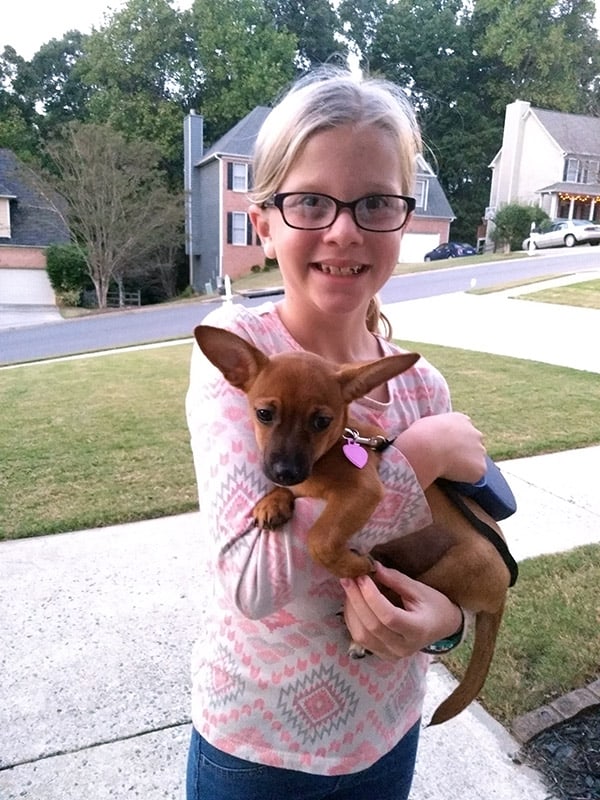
[538,180,600,196]
[0,148,70,247]
[199,107,271,165]
[420,171,454,220]
[530,108,600,157]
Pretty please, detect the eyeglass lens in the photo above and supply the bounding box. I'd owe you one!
[278,193,410,231]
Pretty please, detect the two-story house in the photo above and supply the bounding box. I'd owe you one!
[486,100,600,240]
[184,108,455,293]
[0,148,70,306]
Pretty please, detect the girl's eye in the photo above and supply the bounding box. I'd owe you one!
[363,195,387,210]
[256,408,274,424]
[298,194,327,209]
[312,414,332,432]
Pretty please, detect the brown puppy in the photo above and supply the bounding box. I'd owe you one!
[194,324,514,725]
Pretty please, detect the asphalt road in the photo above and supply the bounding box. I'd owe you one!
[1,248,598,366]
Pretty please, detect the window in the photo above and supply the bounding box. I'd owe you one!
[227,211,252,245]
[564,158,600,184]
[227,162,248,192]
[565,158,578,182]
[0,198,11,238]
[414,179,427,209]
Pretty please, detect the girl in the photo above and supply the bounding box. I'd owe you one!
[185,67,486,800]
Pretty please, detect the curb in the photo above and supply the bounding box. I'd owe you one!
[511,678,600,742]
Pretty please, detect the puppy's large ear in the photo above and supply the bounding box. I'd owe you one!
[337,352,420,402]
[193,325,269,391]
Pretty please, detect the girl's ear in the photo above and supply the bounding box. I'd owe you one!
[249,203,276,260]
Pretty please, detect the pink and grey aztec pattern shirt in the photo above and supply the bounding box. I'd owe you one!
[186,301,452,775]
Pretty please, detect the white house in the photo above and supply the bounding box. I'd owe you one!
[486,100,600,241]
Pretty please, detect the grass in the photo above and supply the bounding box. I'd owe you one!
[444,544,600,724]
[519,277,600,309]
[0,344,198,539]
[3,343,600,541]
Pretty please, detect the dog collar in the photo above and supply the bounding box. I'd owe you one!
[341,427,396,469]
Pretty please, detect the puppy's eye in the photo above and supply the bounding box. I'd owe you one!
[256,408,274,425]
[312,414,332,432]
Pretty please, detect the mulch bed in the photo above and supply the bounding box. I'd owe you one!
[523,705,600,800]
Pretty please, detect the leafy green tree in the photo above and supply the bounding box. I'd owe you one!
[188,0,297,143]
[45,123,183,308]
[472,0,600,114]
[0,46,41,160]
[28,32,91,131]
[80,0,194,181]
[263,0,347,70]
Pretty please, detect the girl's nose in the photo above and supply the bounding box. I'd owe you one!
[322,207,364,244]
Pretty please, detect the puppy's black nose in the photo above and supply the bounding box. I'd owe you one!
[266,457,309,486]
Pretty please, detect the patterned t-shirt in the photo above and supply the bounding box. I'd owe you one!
[186,301,452,776]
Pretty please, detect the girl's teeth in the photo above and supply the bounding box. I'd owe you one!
[319,264,363,275]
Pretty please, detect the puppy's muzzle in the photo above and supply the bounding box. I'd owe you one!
[264,453,311,486]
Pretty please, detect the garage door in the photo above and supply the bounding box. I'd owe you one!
[399,233,440,263]
[0,268,56,305]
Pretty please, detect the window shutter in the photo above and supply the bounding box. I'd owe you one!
[227,162,233,190]
[247,216,253,245]
[227,213,233,244]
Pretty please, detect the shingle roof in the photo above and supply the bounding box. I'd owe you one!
[532,108,600,157]
[200,107,271,163]
[0,148,70,247]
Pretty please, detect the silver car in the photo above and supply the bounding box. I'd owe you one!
[523,219,600,250]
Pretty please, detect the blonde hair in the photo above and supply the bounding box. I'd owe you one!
[250,68,422,338]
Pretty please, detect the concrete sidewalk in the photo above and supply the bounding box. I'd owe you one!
[2,282,600,799]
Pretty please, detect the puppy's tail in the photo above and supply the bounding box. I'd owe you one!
[427,606,504,726]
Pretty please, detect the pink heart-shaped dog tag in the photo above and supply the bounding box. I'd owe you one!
[342,442,368,469]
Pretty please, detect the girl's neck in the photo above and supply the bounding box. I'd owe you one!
[276,301,383,365]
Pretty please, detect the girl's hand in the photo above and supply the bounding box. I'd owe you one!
[340,563,464,661]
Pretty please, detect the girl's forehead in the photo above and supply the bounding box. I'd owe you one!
[281,123,406,193]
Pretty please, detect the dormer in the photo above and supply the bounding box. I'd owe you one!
[0,186,16,239]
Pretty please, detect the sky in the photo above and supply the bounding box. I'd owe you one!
[3,0,600,61]
[2,0,189,60]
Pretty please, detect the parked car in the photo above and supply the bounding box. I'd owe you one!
[424,242,477,262]
[522,219,600,250]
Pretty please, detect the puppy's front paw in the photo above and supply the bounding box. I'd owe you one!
[252,487,295,530]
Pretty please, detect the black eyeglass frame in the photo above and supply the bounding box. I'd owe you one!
[263,192,416,232]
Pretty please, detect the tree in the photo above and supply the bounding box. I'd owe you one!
[263,0,347,71]
[472,0,600,115]
[28,32,91,131]
[80,0,195,182]
[45,123,182,308]
[188,0,298,142]
[0,46,41,160]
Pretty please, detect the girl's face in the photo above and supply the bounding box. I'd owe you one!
[250,123,411,322]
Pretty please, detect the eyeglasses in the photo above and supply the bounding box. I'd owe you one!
[263,192,416,232]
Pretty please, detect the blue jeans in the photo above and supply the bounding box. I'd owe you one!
[186,721,420,800]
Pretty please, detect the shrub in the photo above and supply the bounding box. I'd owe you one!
[46,244,88,305]
[491,204,550,251]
